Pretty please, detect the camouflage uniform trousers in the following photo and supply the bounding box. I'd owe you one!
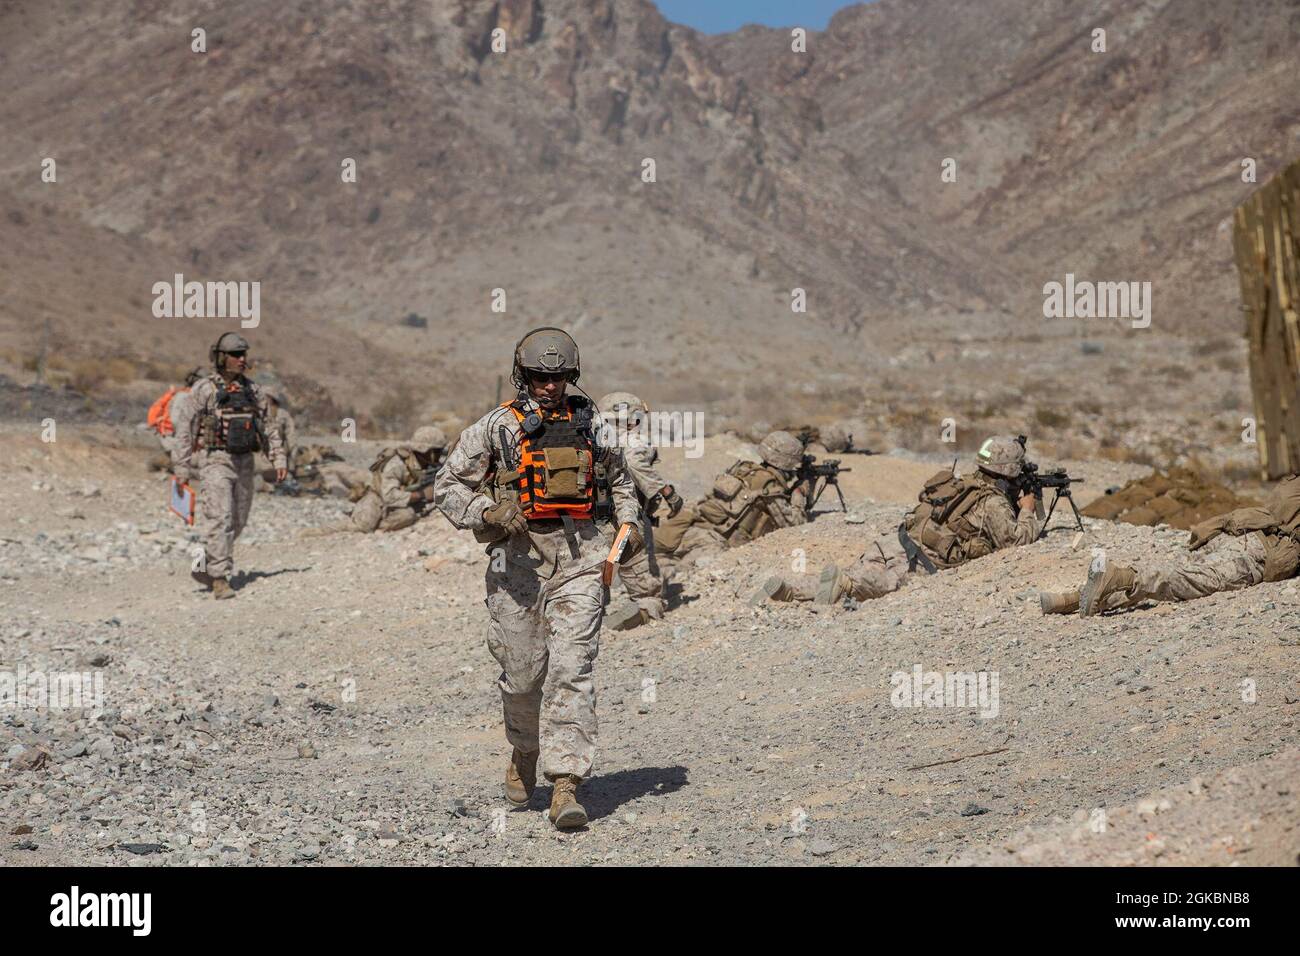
[779,532,914,601]
[656,521,725,576]
[345,490,420,533]
[617,519,667,618]
[486,558,603,780]
[1131,532,1266,603]
[196,450,255,579]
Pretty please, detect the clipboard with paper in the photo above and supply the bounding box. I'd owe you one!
[169,476,195,525]
[601,522,635,587]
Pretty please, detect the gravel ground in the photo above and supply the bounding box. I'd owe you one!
[1,424,1296,866]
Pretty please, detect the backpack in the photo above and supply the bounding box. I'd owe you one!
[1262,476,1300,581]
[368,447,420,494]
[147,387,185,436]
[1267,476,1300,537]
[1189,476,1300,581]
[695,461,782,542]
[902,465,999,567]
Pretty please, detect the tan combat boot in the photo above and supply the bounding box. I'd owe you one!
[211,577,236,600]
[814,564,850,605]
[1039,589,1080,615]
[1080,561,1137,617]
[606,604,649,631]
[749,575,797,604]
[505,748,538,807]
[548,775,588,830]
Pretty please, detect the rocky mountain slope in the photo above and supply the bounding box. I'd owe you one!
[2,0,1295,448]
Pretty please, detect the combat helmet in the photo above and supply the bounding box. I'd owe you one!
[209,332,251,370]
[758,430,803,472]
[975,435,1027,479]
[409,425,448,455]
[511,327,580,390]
[599,391,648,425]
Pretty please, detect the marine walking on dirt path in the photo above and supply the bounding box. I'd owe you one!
[432,328,641,830]
[169,333,286,599]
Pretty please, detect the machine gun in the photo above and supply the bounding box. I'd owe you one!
[408,463,443,513]
[791,430,851,518]
[1010,436,1083,535]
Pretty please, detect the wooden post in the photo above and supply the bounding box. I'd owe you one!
[1233,159,1300,480]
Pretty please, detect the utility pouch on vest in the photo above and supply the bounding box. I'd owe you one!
[541,447,587,498]
[735,505,773,542]
[592,461,614,523]
[223,413,261,455]
[201,414,220,451]
[712,473,745,501]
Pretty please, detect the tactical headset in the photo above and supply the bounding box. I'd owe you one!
[209,333,249,371]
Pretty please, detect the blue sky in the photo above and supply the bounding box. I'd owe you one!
[653,1,864,34]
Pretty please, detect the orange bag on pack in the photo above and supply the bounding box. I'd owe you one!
[147,387,183,436]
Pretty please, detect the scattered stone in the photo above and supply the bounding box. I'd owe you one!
[11,747,50,772]
[809,839,838,857]
[118,843,169,856]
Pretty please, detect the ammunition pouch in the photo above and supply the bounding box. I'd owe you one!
[712,473,745,501]
[540,446,589,498]
[224,412,261,455]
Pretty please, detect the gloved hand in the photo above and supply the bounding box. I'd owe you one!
[483,499,528,536]
[660,486,683,518]
[620,523,644,562]
[1188,524,1220,552]
[172,465,193,484]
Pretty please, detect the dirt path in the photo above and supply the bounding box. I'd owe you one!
[2,426,1296,866]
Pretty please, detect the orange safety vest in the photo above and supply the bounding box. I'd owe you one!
[504,400,596,521]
